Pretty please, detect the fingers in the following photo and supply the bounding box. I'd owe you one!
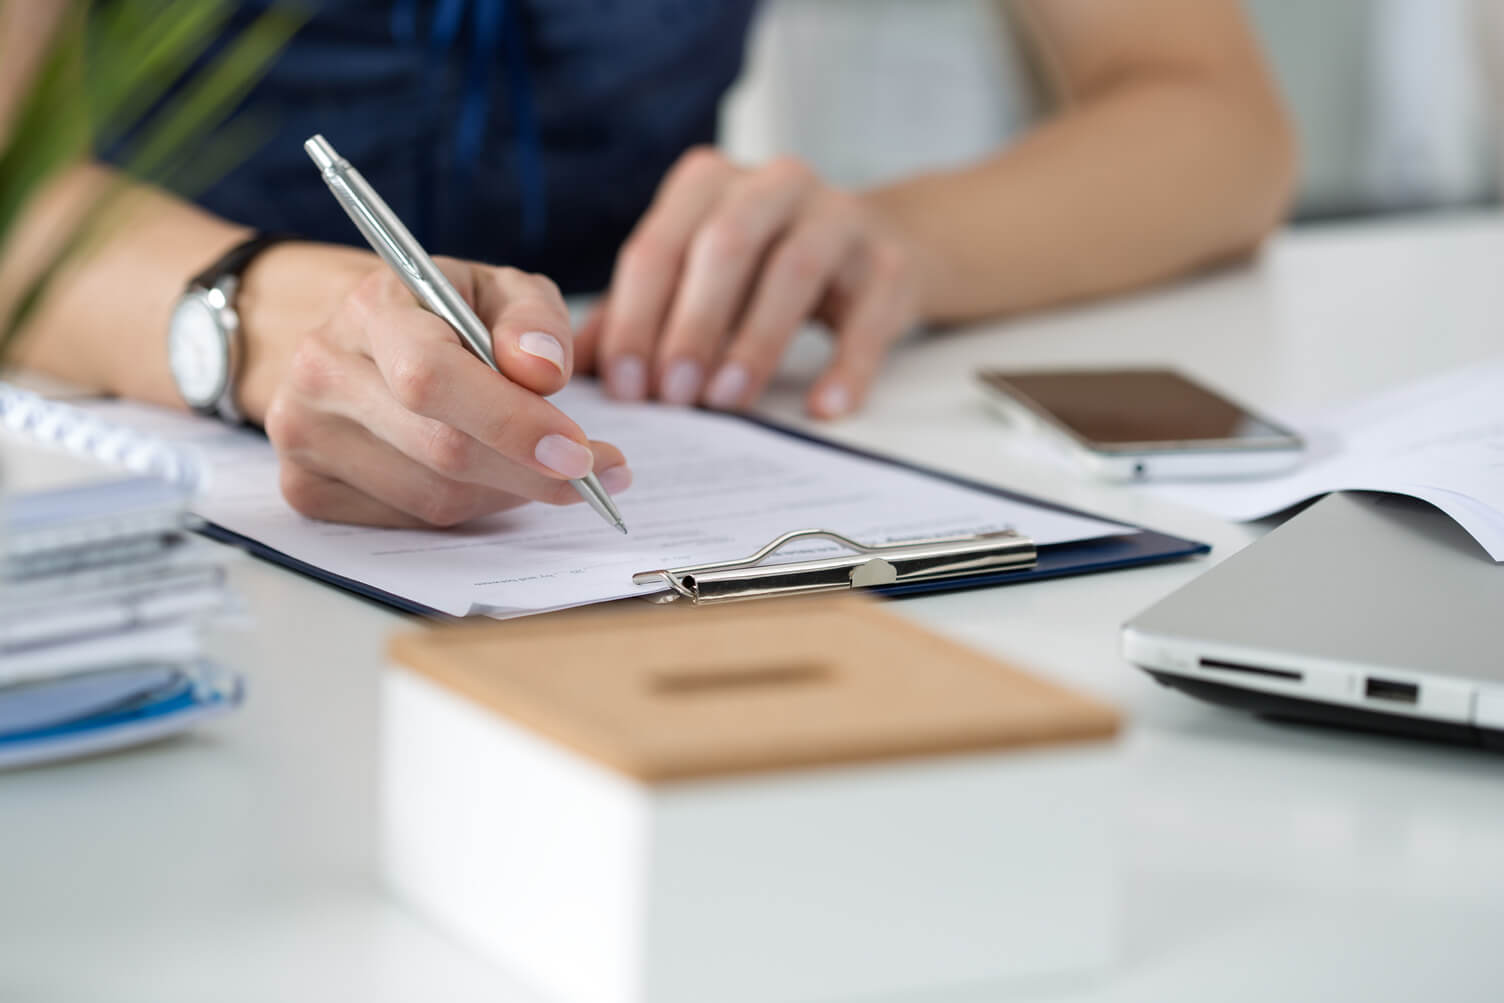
[599,150,915,417]
[808,243,919,420]
[653,158,817,404]
[346,260,575,399]
[598,147,735,401]
[360,303,605,483]
[275,416,534,528]
[290,345,629,496]
[270,392,631,527]
[274,272,634,530]
[706,193,863,410]
[278,464,431,529]
[470,263,575,396]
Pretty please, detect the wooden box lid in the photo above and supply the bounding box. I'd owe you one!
[388,597,1120,783]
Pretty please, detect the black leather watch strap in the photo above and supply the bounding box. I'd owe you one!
[188,231,298,291]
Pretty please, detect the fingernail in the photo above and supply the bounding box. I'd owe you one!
[817,383,850,418]
[598,464,633,494]
[608,355,647,400]
[518,331,567,374]
[662,359,703,405]
[535,434,594,479]
[706,362,749,410]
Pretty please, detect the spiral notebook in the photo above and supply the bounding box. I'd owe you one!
[0,381,1208,619]
[2,385,243,767]
[1,383,202,492]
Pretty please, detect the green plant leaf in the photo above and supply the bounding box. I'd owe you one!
[86,1,236,150]
[121,4,306,183]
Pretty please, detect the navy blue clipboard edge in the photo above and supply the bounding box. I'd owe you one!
[193,415,1210,619]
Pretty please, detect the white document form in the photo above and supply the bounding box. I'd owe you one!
[1150,357,1504,560]
[73,384,1128,617]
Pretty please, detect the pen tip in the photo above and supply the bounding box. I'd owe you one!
[617,522,629,535]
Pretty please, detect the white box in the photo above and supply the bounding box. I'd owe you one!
[383,599,1121,1003]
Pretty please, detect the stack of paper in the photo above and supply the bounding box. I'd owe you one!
[0,438,242,770]
[1150,358,1504,561]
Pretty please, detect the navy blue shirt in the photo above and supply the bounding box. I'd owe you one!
[103,1,757,293]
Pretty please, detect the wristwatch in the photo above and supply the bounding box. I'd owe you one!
[167,232,293,423]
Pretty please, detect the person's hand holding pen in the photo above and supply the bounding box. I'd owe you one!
[247,248,631,529]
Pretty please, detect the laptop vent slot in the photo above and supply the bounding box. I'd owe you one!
[1198,657,1302,681]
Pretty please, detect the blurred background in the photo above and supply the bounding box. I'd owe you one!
[723,0,1504,224]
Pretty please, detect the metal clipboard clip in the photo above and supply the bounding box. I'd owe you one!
[632,528,1037,605]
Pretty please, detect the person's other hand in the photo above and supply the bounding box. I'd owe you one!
[256,251,630,528]
[577,148,924,419]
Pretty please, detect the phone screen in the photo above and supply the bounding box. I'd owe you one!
[980,369,1297,450]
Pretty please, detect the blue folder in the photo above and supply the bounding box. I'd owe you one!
[195,418,1210,618]
[0,661,243,770]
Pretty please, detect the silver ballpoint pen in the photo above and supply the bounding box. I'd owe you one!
[304,134,627,534]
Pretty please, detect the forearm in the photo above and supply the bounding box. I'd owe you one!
[867,71,1296,324]
[2,162,373,421]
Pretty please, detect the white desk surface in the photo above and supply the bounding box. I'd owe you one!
[4,213,1502,1002]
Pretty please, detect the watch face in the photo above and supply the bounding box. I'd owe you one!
[168,295,229,409]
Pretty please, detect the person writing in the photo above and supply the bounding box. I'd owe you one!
[1,0,1295,529]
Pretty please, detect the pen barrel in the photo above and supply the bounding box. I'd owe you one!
[307,138,498,370]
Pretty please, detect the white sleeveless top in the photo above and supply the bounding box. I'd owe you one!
[722,0,1042,189]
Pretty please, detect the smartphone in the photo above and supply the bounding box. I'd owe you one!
[977,368,1304,481]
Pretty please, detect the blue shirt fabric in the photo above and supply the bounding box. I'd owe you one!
[103,0,758,293]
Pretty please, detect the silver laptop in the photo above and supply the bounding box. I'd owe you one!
[1123,492,1504,749]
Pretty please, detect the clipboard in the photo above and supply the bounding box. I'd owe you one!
[193,417,1209,618]
[7,382,1207,618]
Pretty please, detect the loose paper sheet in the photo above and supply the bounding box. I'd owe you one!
[1149,358,1504,560]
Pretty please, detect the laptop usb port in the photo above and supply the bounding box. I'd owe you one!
[1364,677,1419,704]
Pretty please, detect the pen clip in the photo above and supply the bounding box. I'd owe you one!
[327,175,425,284]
